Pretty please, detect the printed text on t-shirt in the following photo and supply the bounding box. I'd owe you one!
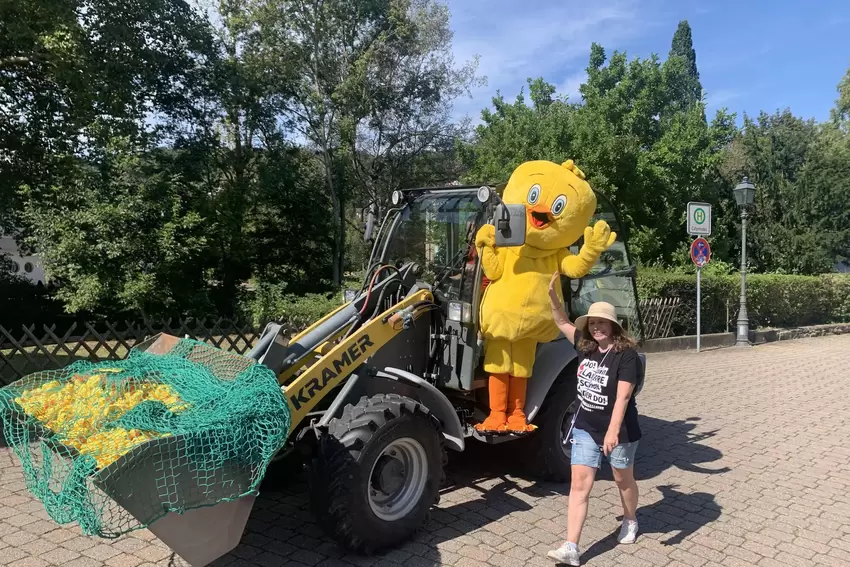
[577,359,610,411]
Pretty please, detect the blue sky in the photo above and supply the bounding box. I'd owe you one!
[445,0,850,125]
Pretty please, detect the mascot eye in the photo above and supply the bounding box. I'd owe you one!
[528,184,541,205]
[551,195,567,216]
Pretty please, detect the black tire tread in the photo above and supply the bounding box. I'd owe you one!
[310,393,445,554]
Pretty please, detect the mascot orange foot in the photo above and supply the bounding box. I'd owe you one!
[473,159,616,435]
[475,374,536,433]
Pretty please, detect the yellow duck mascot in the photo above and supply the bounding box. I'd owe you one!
[474,159,616,433]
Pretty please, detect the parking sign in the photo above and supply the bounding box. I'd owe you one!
[690,237,711,267]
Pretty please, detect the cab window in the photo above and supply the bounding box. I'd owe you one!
[564,201,644,342]
[383,193,485,302]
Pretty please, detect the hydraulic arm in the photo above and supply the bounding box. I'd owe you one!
[283,289,433,426]
[244,265,436,429]
[246,265,414,378]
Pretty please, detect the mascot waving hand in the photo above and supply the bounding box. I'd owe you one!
[475,159,616,433]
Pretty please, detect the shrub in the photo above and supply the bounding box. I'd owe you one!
[0,278,74,331]
[824,273,850,323]
[637,270,737,335]
[637,269,850,335]
[237,280,343,328]
[239,270,850,337]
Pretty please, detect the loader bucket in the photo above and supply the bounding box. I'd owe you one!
[92,432,256,567]
[0,334,290,567]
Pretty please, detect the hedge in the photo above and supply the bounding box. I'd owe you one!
[242,272,850,337]
[638,271,850,335]
[8,270,848,339]
[237,281,343,328]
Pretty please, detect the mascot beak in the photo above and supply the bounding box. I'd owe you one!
[528,205,552,229]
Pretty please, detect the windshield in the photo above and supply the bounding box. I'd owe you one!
[381,192,487,301]
[567,196,644,342]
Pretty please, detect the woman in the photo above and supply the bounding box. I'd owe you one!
[545,273,642,566]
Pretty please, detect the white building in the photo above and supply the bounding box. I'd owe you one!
[1,235,45,284]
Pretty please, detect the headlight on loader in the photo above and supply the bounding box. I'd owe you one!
[448,301,472,324]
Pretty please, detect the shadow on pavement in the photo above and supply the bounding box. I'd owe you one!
[213,413,730,566]
[579,483,723,564]
[633,415,732,479]
[460,414,731,484]
[581,415,732,485]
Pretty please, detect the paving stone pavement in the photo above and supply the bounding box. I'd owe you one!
[3,334,850,567]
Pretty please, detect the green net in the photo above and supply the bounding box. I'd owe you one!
[0,338,290,538]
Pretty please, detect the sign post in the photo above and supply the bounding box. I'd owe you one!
[697,266,701,351]
[687,203,713,352]
[690,237,711,352]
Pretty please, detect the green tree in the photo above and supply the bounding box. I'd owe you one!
[714,101,850,274]
[0,0,214,232]
[795,125,850,270]
[187,0,309,308]
[7,0,343,318]
[19,142,213,318]
[338,0,481,208]
[458,78,574,183]
[718,110,822,272]
[668,20,702,105]
[251,0,480,284]
[460,25,722,268]
[569,42,715,265]
[832,63,850,127]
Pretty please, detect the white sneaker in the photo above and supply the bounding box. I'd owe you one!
[617,519,639,544]
[547,541,580,565]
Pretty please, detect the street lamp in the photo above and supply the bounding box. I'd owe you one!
[733,176,756,346]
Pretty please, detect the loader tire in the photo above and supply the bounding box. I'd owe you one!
[309,393,445,554]
[524,361,578,483]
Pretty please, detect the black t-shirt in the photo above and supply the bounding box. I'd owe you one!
[571,331,642,445]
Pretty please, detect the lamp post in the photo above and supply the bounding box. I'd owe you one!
[733,176,756,346]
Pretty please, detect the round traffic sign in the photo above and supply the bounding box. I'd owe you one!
[693,208,706,224]
[690,237,710,267]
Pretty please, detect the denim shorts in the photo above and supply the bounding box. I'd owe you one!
[570,427,639,470]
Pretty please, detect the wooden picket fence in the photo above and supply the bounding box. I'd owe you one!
[1,297,681,385]
[639,297,681,339]
[0,318,311,386]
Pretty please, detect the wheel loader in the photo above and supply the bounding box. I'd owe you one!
[0,180,646,567]
[242,182,648,554]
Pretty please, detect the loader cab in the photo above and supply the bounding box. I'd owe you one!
[368,184,643,390]
[377,188,489,309]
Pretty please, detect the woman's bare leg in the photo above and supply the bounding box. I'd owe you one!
[567,465,596,545]
[612,464,638,521]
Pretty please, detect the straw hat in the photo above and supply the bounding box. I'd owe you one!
[574,302,623,335]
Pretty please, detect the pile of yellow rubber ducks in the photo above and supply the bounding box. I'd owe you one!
[14,369,188,470]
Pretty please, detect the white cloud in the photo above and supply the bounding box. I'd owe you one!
[445,0,647,122]
[705,88,744,109]
[557,71,588,102]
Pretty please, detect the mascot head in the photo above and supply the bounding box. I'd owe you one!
[502,159,598,250]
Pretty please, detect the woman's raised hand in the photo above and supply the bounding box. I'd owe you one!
[548,272,562,309]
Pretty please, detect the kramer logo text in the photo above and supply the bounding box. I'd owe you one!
[289,334,375,410]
